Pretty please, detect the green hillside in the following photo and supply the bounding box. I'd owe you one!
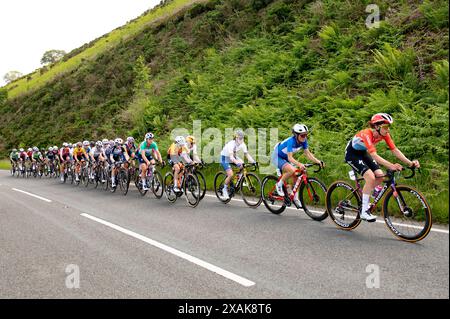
[0,0,448,222]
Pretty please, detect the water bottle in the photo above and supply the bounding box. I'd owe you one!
[372,185,383,199]
[348,170,356,181]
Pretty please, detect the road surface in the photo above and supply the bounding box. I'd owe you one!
[0,170,448,298]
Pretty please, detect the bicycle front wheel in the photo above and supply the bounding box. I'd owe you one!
[196,171,206,200]
[299,177,328,221]
[151,171,164,199]
[383,185,432,242]
[326,181,361,230]
[261,175,286,214]
[240,173,262,208]
[184,173,200,208]
[119,169,129,196]
[164,172,177,203]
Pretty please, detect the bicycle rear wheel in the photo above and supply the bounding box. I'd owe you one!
[214,171,232,204]
[261,175,286,214]
[326,181,361,230]
[383,185,432,242]
[299,177,328,221]
[184,173,200,208]
[240,173,262,208]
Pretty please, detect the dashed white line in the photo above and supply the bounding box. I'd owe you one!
[80,213,256,287]
[11,188,52,203]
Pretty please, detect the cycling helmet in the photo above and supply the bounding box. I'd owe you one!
[48,147,53,151]
[12,148,17,152]
[96,141,102,147]
[83,140,90,146]
[68,143,72,148]
[28,148,32,152]
[127,136,134,143]
[63,142,68,147]
[19,148,24,152]
[53,146,59,151]
[186,135,196,144]
[175,136,186,147]
[145,132,154,139]
[77,142,82,147]
[115,138,123,145]
[234,130,245,139]
[371,113,393,125]
[292,123,308,135]
[33,146,38,152]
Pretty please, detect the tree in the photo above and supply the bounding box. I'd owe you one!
[40,49,67,65]
[3,71,23,84]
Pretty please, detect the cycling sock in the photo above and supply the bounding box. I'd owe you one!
[362,193,370,213]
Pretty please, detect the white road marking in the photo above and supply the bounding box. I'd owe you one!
[80,213,256,287]
[11,188,52,202]
[205,194,449,234]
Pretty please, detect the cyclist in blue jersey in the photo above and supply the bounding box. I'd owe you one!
[271,124,324,198]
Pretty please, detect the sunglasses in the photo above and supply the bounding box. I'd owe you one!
[380,124,390,130]
[298,134,308,138]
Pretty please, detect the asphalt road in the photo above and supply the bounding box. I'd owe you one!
[0,170,448,298]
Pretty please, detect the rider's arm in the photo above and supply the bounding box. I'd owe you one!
[391,148,419,168]
[304,149,323,166]
[141,150,150,164]
[191,144,201,163]
[370,152,399,170]
[287,152,304,168]
[181,149,192,164]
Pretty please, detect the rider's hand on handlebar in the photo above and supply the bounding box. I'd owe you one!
[318,160,325,169]
[410,160,420,169]
[298,163,306,171]
[391,163,403,171]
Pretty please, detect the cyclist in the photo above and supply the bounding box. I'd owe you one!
[185,135,202,163]
[18,148,28,172]
[59,142,72,181]
[109,138,129,188]
[73,142,88,182]
[45,147,56,174]
[168,136,193,192]
[137,132,164,191]
[220,130,256,199]
[345,113,420,222]
[272,124,324,200]
[89,141,105,181]
[10,148,19,169]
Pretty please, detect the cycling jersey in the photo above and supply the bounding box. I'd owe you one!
[220,140,248,158]
[10,152,19,160]
[60,147,71,160]
[32,151,42,160]
[275,136,308,160]
[125,142,137,157]
[27,151,33,159]
[168,143,190,164]
[110,145,126,162]
[351,129,396,154]
[73,147,87,159]
[19,152,28,160]
[90,146,103,158]
[46,151,55,160]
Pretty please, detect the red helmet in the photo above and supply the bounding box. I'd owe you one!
[371,113,393,125]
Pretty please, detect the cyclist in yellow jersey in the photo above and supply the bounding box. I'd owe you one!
[73,142,88,182]
[168,136,193,192]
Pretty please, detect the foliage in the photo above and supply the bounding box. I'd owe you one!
[40,50,67,65]
[0,0,448,222]
[3,71,23,84]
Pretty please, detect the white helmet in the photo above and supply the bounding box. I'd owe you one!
[96,141,102,147]
[68,143,72,148]
[28,148,32,152]
[53,146,58,151]
[102,138,109,144]
[292,123,308,135]
[234,129,245,139]
[48,147,53,151]
[175,136,186,146]
[20,148,24,152]
[33,146,38,152]
[83,140,90,146]
[63,142,68,147]
[114,138,123,145]
[145,132,154,139]
[127,136,134,143]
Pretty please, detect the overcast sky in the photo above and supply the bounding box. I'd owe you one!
[0,0,160,87]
